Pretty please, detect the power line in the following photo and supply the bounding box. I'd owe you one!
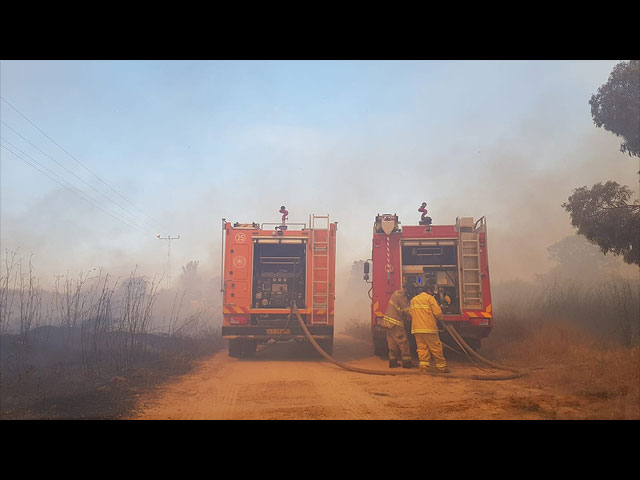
[1,143,150,234]
[1,122,158,232]
[1,142,148,234]
[0,96,171,232]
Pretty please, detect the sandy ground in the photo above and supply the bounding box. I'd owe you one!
[129,333,639,420]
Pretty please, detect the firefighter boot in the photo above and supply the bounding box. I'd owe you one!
[430,365,450,374]
[402,358,414,368]
[389,359,400,368]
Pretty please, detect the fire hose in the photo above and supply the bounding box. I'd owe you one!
[291,303,527,381]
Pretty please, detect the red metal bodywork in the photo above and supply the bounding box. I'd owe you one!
[369,218,493,353]
[221,218,337,343]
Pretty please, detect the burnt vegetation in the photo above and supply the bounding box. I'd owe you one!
[0,253,223,419]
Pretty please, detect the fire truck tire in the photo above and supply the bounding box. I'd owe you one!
[242,339,257,357]
[318,338,333,356]
[464,338,481,351]
[373,338,388,358]
[228,339,243,358]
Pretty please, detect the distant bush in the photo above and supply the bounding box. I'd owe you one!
[342,317,370,341]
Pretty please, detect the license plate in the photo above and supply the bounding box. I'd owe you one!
[267,328,290,335]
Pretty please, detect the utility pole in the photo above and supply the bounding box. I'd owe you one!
[157,234,180,289]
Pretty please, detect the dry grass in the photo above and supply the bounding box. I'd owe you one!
[484,315,640,419]
[481,276,640,418]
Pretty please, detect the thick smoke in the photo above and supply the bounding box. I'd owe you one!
[2,61,638,331]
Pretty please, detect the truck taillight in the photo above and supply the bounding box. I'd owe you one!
[230,316,248,325]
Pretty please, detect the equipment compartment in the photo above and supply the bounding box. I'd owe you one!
[251,242,306,309]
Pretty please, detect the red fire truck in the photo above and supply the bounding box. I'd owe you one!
[221,214,337,357]
[364,213,493,356]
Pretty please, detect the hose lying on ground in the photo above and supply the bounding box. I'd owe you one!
[442,322,525,375]
[291,303,527,381]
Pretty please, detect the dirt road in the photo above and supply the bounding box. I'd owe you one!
[129,333,634,420]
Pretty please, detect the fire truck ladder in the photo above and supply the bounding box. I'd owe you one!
[310,214,330,325]
[460,232,483,309]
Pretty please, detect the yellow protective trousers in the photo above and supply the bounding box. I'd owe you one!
[385,324,412,363]
[414,332,447,370]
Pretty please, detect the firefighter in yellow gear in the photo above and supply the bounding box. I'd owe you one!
[382,287,414,368]
[438,288,451,306]
[408,284,449,373]
[438,287,452,313]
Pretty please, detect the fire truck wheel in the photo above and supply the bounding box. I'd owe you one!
[228,339,243,358]
[464,338,481,352]
[373,338,388,359]
[242,339,257,357]
[318,338,333,356]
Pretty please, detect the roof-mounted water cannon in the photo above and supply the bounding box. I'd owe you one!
[276,205,289,235]
[418,202,432,226]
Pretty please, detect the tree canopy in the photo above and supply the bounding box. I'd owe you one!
[563,61,640,267]
[589,60,639,157]
[563,181,639,266]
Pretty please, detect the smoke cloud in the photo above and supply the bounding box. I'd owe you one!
[2,60,638,332]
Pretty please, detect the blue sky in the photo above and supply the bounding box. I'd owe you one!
[1,60,637,288]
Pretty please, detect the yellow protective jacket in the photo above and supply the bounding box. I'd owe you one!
[382,289,409,329]
[409,292,443,334]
